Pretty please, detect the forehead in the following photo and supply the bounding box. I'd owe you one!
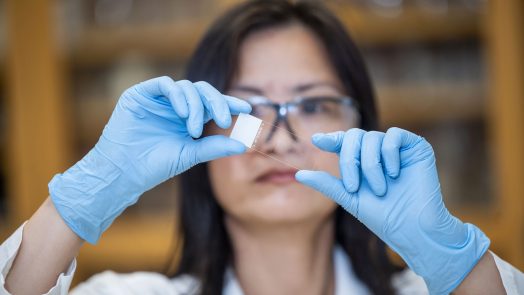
[231,23,342,95]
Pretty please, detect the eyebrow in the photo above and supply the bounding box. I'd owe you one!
[230,82,342,95]
[229,85,264,95]
[294,82,342,93]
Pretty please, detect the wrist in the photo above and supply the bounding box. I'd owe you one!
[416,223,490,294]
[453,251,506,295]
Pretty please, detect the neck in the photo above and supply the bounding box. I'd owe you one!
[225,216,336,295]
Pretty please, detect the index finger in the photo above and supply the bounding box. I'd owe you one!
[135,76,189,118]
[223,95,252,115]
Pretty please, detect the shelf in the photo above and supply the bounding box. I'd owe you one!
[68,5,482,67]
[74,97,114,146]
[332,5,483,47]
[376,82,485,126]
[0,222,8,242]
[75,213,176,284]
[69,19,212,67]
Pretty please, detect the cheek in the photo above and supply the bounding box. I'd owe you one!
[208,155,249,210]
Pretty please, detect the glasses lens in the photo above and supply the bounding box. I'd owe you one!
[239,95,359,145]
[251,103,277,123]
[290,97,358,136]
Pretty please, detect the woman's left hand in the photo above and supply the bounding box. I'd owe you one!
[296,127,490,295]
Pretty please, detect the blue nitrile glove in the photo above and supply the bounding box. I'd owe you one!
[295,127,490,295]
[49,77,251,244]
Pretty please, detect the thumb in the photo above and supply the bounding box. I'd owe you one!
[295,170,359,217]
[178,135,246,172]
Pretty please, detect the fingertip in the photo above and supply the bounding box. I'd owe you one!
[382,127,403,179]
[383,161,400,180]
[375,183,388,197]
[222,116,233,129]
[236,101,253,114]
[165,89,189,119]
[214,112,232,129]
[187,120,203,138]
[227,137,247,154]
[190,135,248,165]
[342,178,359,193]
[388,169,400,179]
[213,97,234,128]
[311,131,344,153]
[311,133,325,143]
[360,131,388,196]
[176,105,189,119]
[339,130,364,194]
[222,106,233,128]
[232,105,252,116]
[224,95,252,114]
[171,86,190,119]
[171,98,189,119]
[366,171,388,197]
[295,170,314,182]
[189,130,202,139]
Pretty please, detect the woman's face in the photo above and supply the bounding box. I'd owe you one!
[208,23,359,227]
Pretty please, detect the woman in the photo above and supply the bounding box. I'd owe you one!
[1,1,522,294]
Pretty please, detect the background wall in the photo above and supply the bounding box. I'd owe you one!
[0,0,522,286]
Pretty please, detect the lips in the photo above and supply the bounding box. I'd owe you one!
[255,168,299,184]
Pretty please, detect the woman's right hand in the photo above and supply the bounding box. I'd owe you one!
[49,76,251,244]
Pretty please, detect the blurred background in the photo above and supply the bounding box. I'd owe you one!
[0,0,522,286]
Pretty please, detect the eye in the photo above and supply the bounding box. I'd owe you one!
[250,103,275,119]
[250,104,263,117]
[247,96,271,117]
[300,98,329,115]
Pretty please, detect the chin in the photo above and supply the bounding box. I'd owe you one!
[238,189,337,225]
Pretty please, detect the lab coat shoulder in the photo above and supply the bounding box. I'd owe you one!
[1,223,524,294]
[390,251,524,295]
[492,252,524,293]
[0,223,200,295]
[71,271,199,295]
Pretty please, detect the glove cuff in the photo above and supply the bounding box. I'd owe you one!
[422,223,491,295]
[49,147,139,244]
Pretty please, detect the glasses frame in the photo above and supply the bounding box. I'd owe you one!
[246,95,359,142]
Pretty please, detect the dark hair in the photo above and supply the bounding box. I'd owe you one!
[168,1,397,294]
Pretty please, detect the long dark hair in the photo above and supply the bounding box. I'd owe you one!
[169,1,397,294]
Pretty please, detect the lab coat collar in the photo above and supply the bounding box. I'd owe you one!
[222,245,371,295]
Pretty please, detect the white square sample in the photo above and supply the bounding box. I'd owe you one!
[229,113,263,148]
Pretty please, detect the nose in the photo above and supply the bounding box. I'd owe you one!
[257,121,299,155]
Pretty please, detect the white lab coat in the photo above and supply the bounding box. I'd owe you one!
[1,223,523,294]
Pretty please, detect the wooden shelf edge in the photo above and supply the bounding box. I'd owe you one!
[377,82,485,126]
[335,5,482,46]
[68,6,482,67]
[78,213,177,270]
